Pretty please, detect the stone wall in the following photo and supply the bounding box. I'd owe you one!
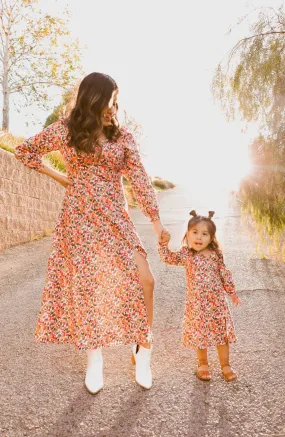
[0,149,65,252]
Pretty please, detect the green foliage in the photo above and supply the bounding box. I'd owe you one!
[239,134,285,260]
[0,0,82,130]
[44,151,67,174]
[44,110,62,129]
[0,131,24,152]
[44,87,78,127]
[212,7,285,261]
[213,7,285,130]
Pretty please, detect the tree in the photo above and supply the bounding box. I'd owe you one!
[0,0,82,131]
[213,7,285,131]
[212,6,285,260]
[44,86,77,128]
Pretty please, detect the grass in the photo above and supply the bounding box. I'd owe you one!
[239,171,285,263]
[0,131,24,153]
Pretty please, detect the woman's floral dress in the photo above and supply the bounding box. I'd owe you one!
[15,119,160,350]
[158,243,238,349]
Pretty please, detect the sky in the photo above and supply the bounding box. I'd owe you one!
[7,0,284,200]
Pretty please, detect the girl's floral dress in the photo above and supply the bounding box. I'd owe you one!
[15,119,160,350]
[158,243,237,349]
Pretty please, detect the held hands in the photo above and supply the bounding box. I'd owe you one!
[160,229,171,243]
[152,220,171,243]
[231,295,242,307]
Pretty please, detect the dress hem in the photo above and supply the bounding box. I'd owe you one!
[34,331,152,350]
[182,336,237,351]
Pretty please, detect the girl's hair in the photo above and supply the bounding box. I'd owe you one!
[66,72,122,155]
[182,210,220,250]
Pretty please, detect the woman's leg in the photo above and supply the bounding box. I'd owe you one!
[131,251,154,389]
[85,347,104,394]
[134,251,155,349]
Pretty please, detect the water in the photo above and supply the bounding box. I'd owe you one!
[131,184,240,249]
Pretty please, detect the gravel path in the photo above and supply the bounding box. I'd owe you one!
[0,187,284,437]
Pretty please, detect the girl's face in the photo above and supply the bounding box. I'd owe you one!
[187,221,212,251]
[101,89,119,126]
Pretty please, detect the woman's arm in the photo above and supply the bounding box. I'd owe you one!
[39,165,73,188]
[121,130,161,224]
[152,219,165,240]
[14,119,72,188]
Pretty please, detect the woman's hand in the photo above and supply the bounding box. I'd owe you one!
[231,295,242,307]
[39,165,73,188]
[152,220,169,242]
[56,174,73,188]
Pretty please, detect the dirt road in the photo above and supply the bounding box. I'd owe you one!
[0,187,284,437]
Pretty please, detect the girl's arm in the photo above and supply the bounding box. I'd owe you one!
[217,250,241,306]
[121,129,160,224]
[158,241,188,266]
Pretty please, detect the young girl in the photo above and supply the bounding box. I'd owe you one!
[158,210,241,382]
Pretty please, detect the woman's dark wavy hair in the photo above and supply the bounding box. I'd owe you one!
[66,72,122,155]
[182,210,220,250]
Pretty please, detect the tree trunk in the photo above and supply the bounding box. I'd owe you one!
[2,23,10,131]
[2,76,10,132]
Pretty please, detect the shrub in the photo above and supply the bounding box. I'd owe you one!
[152,178,175,190]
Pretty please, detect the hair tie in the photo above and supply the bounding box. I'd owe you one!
[190,210,197,217]
[208,211,215,219]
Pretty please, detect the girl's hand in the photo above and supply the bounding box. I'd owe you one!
[231,295,242,307]
[160,229,171,243]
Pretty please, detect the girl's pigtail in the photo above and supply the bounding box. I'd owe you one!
[181,232,188,247]
[190,210,197,217]
[208,211,215,219]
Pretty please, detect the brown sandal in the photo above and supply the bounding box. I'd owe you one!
[197,361,211,382]
[221,363,237,382]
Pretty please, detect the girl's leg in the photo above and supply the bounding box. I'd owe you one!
[134,251,154,348]
[197,348,211,381]
[217,343,237,382]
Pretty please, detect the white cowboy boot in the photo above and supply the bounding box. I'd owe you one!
[85,348,104,394]
[131,344,152,389]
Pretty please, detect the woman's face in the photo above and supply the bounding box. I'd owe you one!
[101,89,119,126]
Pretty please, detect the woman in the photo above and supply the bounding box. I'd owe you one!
[15,72,165,394]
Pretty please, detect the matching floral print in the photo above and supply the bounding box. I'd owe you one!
[14,118,239,352]
[15,119,160,350]
[158,243,237,350]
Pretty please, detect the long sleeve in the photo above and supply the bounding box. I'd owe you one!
[158,242,188,266]
[216,249,238,297]
[14,119,66,172]
[121,130,160,222]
